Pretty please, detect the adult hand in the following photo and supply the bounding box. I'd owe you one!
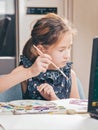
[31,54,52,77]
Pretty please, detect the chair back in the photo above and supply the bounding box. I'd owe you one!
[0,84,22,102]
[77,78,85,99]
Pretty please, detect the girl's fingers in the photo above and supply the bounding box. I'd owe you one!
[37,83,58,100]
[37,84,46,92]
[43,86,51,95]
[37,83,53,95]
[45,88,52,95]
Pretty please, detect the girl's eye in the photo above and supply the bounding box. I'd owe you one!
[59,49,64,52]
[58,45,72,52]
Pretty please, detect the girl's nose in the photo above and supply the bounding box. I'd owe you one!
[64,50,70,60]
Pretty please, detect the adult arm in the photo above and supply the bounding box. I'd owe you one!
[0,66,35,92]
[0,54,52,92]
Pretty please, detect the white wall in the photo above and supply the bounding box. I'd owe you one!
[72,0,98,97]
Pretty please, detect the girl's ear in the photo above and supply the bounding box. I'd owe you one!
[37,45,46,53]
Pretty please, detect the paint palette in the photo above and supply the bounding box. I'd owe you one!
[0,102,13,114]
[8,100,66,114]
[0,99,88,115]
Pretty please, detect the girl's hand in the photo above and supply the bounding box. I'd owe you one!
[37,83,59,100]
[31,54,52,77]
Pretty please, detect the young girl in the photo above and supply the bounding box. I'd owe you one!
[20,13,80,100]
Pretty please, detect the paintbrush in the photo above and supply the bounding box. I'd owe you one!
[33,45,68,80]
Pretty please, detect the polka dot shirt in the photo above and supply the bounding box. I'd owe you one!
[20,55,72,100]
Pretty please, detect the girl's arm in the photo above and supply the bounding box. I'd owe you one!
[70,69,80,98]
[0,65,35,92]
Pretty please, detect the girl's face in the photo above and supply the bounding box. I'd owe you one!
[45,31,73,69]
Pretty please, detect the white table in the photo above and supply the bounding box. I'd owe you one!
[0,114,98,130]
